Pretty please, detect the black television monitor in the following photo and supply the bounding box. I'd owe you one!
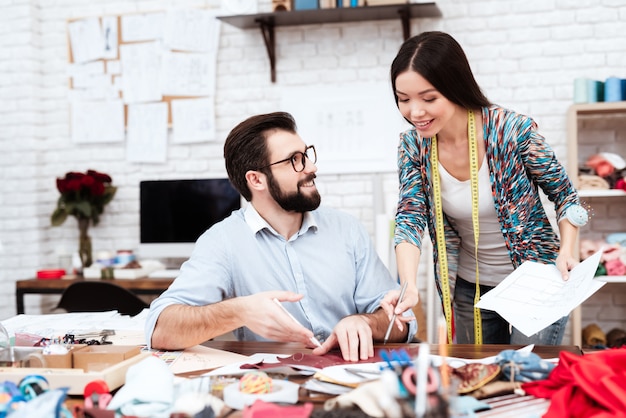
[139,178,241,259]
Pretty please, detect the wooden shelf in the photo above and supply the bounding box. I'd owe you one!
[567,101,626,348]
[569,101,626,115]
[216,3,442,82]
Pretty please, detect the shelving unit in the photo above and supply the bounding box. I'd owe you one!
[567,101,626,347]
[216,3,442,82]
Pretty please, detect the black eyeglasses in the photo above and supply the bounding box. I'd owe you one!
[258,145,317,172]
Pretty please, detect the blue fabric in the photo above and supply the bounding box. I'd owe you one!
[495,350,555,382]
[145,204,416,346]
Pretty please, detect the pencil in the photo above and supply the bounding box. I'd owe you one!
[383,281,409,344]
[272,298,322,348]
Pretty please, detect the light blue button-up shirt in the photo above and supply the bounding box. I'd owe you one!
[145,204,416,346]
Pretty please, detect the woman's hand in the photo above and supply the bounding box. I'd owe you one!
[380,284,418,330]
[555,252,578,281]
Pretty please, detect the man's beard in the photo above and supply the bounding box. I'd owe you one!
[267,172,321,212]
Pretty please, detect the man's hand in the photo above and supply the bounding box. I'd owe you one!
[242,291,317,346]
[312,315,374,361]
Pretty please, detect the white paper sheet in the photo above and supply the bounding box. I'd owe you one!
[71,99,125,143]
[119,41,163,104]
[160,51,216,96]
[171,98,215,143]
[2,310,148,340]
[476,249,605,337]
[68,17,105,64]
[126,102,168,163]
[121,12,165,42]
[163,9,221,53]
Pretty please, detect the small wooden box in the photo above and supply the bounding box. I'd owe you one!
[73,345,142,372]
[0,350,149,395]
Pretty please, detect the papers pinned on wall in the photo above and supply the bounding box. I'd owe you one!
[66,9,221,155]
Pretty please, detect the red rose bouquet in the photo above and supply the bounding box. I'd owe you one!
[51,170,117,267]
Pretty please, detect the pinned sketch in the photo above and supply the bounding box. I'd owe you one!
[164,9,221,52]
[126,102,168,163]
[161,51,216,96]
[119,41,163,104]
[71,99,124,143]
[121,12,165,42]
[68,17,105,64]
[101,16,119,59]
[67,61,105,78]
[171,98,215,143]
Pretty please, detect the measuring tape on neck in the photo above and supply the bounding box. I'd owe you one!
[430,109,482,344]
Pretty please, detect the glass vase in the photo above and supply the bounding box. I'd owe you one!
[78,218,92,268]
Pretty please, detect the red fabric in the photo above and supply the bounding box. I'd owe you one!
[522,348,626,417]
[243,399,313,418]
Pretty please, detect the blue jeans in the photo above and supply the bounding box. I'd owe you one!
[453,277,568,345]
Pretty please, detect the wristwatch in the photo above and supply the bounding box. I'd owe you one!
[565,205,589,227]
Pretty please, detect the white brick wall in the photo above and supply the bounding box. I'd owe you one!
[2,0,626,345]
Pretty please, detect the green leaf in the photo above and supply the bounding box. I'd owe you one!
[51,208,68,226]
[75,201,92,218]
[101,186,117,205]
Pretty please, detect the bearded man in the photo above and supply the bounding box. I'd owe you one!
[146,112,416,361]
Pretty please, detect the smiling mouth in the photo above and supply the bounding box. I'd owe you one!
[299,174,316,188]
[414,119,433,128]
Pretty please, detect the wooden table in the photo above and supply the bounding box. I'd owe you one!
[203,340,581,359]
[15,277,174,314]
[200,341,580,417]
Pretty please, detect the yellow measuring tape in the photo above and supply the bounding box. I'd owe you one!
[430,109,483,344]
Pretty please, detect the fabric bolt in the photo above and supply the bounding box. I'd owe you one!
[394,105,580,339]
[522,348,626,417]
[146,205,416,346]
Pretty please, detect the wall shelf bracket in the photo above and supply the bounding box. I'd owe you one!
[257,18,277,83]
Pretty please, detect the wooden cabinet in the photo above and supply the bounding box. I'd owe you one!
[566,102,626,346]
[216,3,442,82]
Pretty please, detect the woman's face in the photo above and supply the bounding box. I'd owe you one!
[395,70,455,138]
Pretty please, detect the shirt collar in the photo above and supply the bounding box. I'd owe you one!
[244,203,318,236]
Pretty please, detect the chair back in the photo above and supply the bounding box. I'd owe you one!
[55,281,148,316]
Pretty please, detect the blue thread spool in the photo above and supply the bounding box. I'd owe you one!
[115,250,135,265]
[294,0,318,9]
[586,79,604,103]
[604,77,626,102]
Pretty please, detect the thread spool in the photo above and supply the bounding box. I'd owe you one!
[586,79,604,103]
[604,77,626,102]
[573,78,588,103]
[115,250,135,265]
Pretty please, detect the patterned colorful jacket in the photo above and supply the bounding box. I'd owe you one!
[394,105,581,307]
